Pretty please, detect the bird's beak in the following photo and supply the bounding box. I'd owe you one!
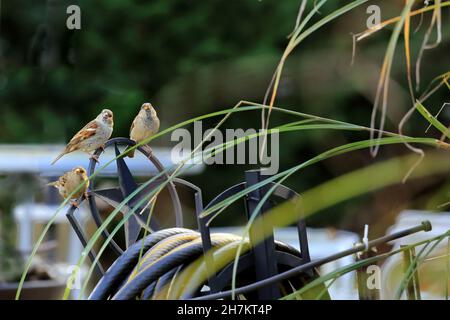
[142,103,152,111]
[75,167,86,174]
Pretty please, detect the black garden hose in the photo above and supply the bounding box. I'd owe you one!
[89,228,196,300]
[111,234,239,300]
[119,233,201,297]
[128,233,200,275]
[89,229,325,300]
[175,239,312,299]
[142,265,182,300]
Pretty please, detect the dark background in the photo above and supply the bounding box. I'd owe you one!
[0,0,449,235]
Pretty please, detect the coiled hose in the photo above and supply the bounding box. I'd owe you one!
[89,228,328,300]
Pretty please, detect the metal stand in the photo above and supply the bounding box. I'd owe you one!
[195,168,313,299]
[66,138,314,299]
[245,170,279,299]
[66,138,185,275]
[65,138,433,300]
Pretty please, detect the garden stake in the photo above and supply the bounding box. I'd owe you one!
[356,247,380,300]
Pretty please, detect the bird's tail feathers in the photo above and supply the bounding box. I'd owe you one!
[51,152,65,165]
[47,181,58,187]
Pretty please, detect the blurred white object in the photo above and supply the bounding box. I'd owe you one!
[14,202,88,264]
[14,202,90,298]
[0,144,204,177]
[381,210,450,300]
[275,227,360,300]
[211,226,360,299]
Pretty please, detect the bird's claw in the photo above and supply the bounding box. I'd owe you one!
[70,200,80,208]
[89,154,100,163]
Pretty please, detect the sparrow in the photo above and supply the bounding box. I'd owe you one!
[51,109,114,165]
[47,167,89,206]
[127,103,160,158]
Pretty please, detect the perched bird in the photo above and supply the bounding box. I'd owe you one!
[47,167,89,206]
[51,109,114,165]
[128,103,160,158]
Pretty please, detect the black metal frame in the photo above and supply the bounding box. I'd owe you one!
[66,138,433,299]
[195,169,312,298]
[195,220,432,300]
[67,138,185,275]
[66,138,313,293]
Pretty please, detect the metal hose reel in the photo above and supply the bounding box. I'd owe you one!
[89,229,326,300]
[66,138,432,300]
[86,138,184,252]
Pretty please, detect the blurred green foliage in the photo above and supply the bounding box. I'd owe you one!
[0,1,448,231]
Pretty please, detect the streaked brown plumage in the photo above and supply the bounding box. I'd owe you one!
[47,167,89,205]
[51,109,114,165]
